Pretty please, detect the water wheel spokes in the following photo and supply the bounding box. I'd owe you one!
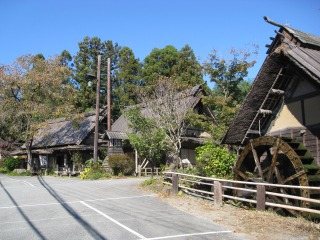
[234,136,315,216]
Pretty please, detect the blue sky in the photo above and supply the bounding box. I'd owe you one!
[1,0,319,79]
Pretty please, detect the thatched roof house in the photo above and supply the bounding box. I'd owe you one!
[109,85,214,162]
[12,110,108,172]
[222,17,320,147]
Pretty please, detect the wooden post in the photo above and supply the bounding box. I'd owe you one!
[156,168,158,175]
[256,185,266,210]
[94,55,101,162]
[214,181,223,206]
[135,149,138,175]
[107,57,111,131]
[138,165,141,177]
[172,173,179,194]
[144,168,147,176]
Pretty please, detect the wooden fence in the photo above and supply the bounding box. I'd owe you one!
[163,172,320,216]
[138,167,161,177]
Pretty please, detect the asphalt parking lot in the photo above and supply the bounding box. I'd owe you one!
[0,174,241,240]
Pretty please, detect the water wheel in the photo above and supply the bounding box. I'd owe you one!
[234,136,320,216]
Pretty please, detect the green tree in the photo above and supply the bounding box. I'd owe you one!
[113,47,142,116]
[60,50,72,67]
[0,54,77,168]
[73,36,121,111]
[203,48,256,101]
[203,48,256,141]
[173,44,203,87]
[126,107,167,171]
[142,45,203,87]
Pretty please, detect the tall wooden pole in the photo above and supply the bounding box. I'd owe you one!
[107,58,111,131]
[94,55,101,162]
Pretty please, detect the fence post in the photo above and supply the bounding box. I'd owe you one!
[214,181,223,206]
[138,165,141,177]
[172,173,179,194]
[256,185,266,211]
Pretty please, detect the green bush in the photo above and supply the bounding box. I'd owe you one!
[3,157,21,172]
[80,160,111,180]
[195,143,236,178]
[108,154,135,176]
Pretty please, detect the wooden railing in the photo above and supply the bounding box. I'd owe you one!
[163,172,320,215]
[138,167,161,177]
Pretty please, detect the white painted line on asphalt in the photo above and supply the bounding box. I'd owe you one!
[3,176,35,187]
[23,181,35,187]
[0,194,156,209]
[141,230,232,239]
[80,201,147,239]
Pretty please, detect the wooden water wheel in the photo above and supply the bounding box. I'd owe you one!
[234,136,320,216]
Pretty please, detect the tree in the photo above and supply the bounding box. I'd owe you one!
[132,77,197,166]
[113,47,142,116]
[125,107,167,172]
[73,36,121,111]
[142,45,203,87]
[142,45,179,85]
[60,50,72,67]
[203,48,256,101]
[202,48,256,141]
[0,55,77,169]
[173,44,203,87]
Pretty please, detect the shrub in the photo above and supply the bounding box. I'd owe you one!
[71,151,84,171]
[3,157,21,172]
[195,143,236,178]
[80,160,111,180]
[108,154,135,176]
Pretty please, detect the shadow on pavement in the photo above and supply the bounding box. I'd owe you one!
[37,176,107,240]
[0,180,47,240]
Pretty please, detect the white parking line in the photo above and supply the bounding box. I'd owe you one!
[0,194,156,209]
[3,176,35,187]
[22,181,35,187]
[80,201,147,239]
[142,230,232,239]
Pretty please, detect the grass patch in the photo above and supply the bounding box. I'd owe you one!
[7,171,32,176]
[140,177,168,193]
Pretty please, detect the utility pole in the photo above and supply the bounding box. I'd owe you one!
[93,55,101,162]
[107,58,111,131]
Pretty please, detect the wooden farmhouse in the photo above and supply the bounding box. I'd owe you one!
[221,18,320,205]
[108,85,214,165]
[12,110,109,174]
[222,17,320,164]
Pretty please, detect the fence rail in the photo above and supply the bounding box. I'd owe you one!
[138,167,161,176]
[163,172,320,216]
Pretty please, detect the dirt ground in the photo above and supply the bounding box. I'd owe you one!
[141,179,320,240]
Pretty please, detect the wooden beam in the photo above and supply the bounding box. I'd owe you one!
[267,138,280,182]
[283,170,305,184]
[247,129,260,135]
[270,89,285,95]
[251,141,263,178]
[258,109,273,115]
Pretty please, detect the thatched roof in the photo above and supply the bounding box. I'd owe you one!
[111,85,206,134]
[222,18,320,146]
[24,111,106,149]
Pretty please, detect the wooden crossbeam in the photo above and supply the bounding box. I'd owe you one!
[258,109,273,115]
[270,89,285,95]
